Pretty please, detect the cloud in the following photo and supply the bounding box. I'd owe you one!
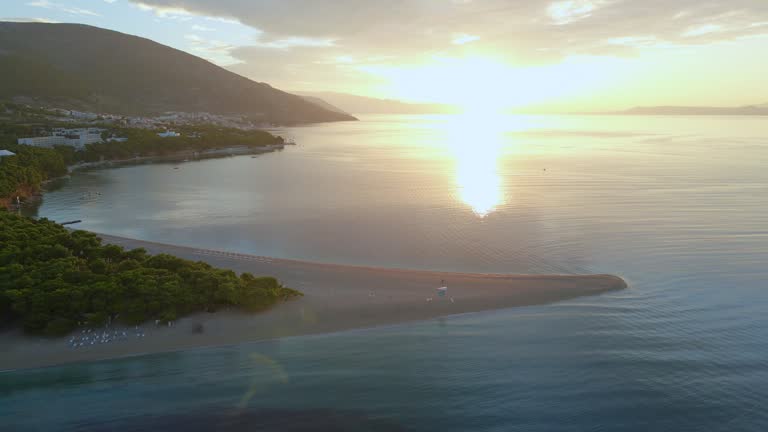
[683,24,725,37]
[253,37,336,50]
[128,0,768,53]
[26,0,100,16]
[606,35,657,46]
[191,24,214,31]
[182,33,240,65]
[132,1,193,18]
[0,16,60,23]
[203,16,239,24]
[547,0,602,25]
[330,56,355,64]
[227,44,384,93]
[452,33,480,45]
[126,0,768,98]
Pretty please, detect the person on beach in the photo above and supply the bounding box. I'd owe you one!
[437,280,448,298]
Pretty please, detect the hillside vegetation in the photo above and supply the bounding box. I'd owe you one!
[0,140,67,206]
[0,22,356,124]
[0,212,301,335]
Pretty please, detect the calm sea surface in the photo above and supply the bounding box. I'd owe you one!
[4,114,768,431]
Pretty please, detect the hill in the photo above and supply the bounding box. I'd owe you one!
[0,22,356,124]
[295,91,459,115]
[299,95,351,115]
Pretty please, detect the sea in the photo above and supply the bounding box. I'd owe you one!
[3,114,767,431]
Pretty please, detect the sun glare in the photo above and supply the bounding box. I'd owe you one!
[363,55,631,113]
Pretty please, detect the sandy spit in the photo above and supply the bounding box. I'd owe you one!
[0,234,627,371]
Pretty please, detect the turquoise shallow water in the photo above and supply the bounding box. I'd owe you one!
[4,114,768,430]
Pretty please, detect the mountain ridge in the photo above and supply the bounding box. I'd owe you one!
[617,104,768,116]
[295,91,459,115]
[298,95,351,116]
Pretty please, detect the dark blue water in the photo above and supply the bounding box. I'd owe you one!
[4,115,768,430]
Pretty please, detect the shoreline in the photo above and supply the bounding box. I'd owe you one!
[67,143,286,172]
[2,144,286,210]
[0,233,627,371]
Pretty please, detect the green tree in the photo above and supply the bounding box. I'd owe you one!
[0,211,301,335]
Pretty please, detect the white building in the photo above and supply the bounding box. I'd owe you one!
[0,150,16,158]
[18,135,68,147]
[18,128,105,149]
[158,130,181,138]
[66,128,104,147]
[68,110,99,120]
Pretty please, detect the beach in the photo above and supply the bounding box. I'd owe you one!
[0,234,626,371]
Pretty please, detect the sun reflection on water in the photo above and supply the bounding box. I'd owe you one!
[455,149,503,217]
[440,112,516,217]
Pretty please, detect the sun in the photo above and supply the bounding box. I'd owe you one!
[370,55,512,112]
[361,54,632,113]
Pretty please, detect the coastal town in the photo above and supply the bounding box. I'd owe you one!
[0,102,292,210]
[17,127,122,148]
[0,101,293,158]
[16,127,181,149]
[3,103,279,150]
[26,105,277,130]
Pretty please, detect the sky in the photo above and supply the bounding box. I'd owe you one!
[2,0,768,111]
